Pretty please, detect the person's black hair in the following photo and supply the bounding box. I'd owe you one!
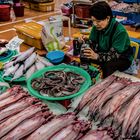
[89,1,113,20]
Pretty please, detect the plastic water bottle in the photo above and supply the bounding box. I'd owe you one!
[10,7,16,22]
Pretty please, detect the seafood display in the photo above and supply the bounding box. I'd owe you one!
[0,86,94,140]
[2,47,53,81]
[109,1,140,13]
[31,70,85,97]
[75,74,140,139]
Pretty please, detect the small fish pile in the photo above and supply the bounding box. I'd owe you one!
[75,74,140,139]
[31,70,85,97]
[2,47,53,81]
[0,86,92,140]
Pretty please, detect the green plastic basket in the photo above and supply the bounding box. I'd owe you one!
[0,71,25,82]
[27,64,92,101]
[0,50,17,62]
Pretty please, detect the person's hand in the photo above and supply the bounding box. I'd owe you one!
[79,35,88,42]
[83,47,99,60]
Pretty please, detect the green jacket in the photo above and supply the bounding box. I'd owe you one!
[89,18,133,62]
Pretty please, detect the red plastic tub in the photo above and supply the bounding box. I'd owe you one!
[0,5,11,21]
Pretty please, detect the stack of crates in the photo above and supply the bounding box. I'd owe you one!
[30,0,55,12]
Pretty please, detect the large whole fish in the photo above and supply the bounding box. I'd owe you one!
[35,60,45,70]
[3,64,19,77]
[11,65,24,81]
[24,52,37,71]
[0,103,48,138]
[37,55,53,66]
[0,85,22,101]
[4,61,14,69]
[25,64,36,79]
[14,47,34,64]
[26,113,76,140]
[2,111,52,140]
[75,75,117,113]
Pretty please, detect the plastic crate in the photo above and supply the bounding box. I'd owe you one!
[30,2,54,12]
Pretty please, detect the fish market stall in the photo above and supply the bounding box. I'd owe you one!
[0,15,140,140]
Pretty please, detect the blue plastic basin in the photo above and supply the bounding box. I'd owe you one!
[46,50,65,64]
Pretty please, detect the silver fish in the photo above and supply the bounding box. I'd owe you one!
[14,47,35,64]
[4,61,14,69]
[11,65,24,81]
[3,64,19,77]
[25,64,36,79]
[24,52,37,71]
[0,82,10,88]
[35,60,45,70]
[37,55,53,66]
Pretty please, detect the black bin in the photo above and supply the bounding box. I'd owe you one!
[13,3,24,17]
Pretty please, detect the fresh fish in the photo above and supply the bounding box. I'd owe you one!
[25,64,36,79]
[35,60,45,70]
[9,53,21,62]
[75,75,117,113]
[1,112,52,140]
[37,55,53,66]
[26,113,76,140]
[0,85,22,101]
[24,52,36,71]
[14,47,35,64]
[3,64,19,77]
[122,93,140,137]
[4,61,14,69]
[11,65,24,81]
[0,82,10,88]
[0,103,48,138]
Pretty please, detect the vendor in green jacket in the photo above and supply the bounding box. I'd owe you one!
[82,1,133,78]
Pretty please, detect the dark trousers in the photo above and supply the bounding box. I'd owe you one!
[92,58,132,78]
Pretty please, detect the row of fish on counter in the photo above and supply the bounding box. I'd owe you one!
[74,74,140,139]
[2,47,53,81]
[0,85,112,140]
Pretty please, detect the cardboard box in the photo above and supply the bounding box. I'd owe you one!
[14,22,44,49]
